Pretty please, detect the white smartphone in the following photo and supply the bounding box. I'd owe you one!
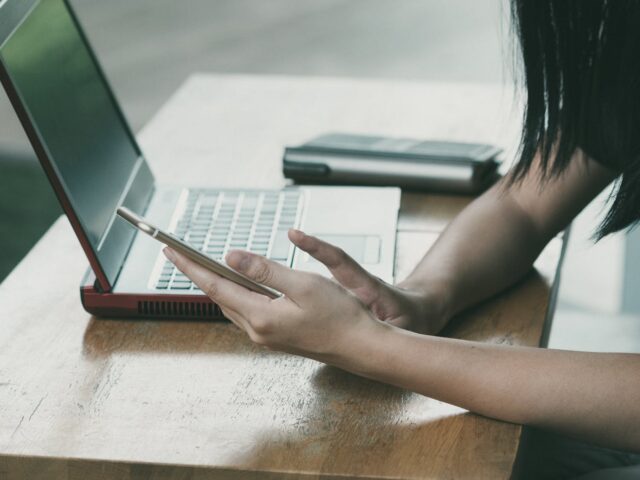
[116,206,281,299]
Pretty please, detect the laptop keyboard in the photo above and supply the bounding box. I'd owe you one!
[154,189,303,291]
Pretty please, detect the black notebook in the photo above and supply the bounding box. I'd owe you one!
[283,133,502,194]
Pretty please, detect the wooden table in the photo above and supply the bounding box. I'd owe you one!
[0,75,564,479]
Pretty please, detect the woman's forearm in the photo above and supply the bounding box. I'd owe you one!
[340,323,640,452]
[399,151,616,324]
[399,182,549,320]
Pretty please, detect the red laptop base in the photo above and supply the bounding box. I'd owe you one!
[80,269,224,320]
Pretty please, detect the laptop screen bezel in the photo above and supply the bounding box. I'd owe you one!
[0,0,155,292]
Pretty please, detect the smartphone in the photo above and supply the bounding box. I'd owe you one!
[116,206,281,299]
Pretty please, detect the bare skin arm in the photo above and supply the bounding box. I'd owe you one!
[399,148,617,325]
[165,148,640,452]
[343,326,640,452]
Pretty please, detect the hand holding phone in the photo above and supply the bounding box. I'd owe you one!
[116,206,282,299]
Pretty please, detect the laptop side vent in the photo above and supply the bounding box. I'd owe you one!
[137,301,223,318]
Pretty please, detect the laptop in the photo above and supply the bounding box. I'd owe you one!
[0,0,400,319]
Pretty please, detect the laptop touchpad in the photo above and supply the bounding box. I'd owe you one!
[301,234,381,265]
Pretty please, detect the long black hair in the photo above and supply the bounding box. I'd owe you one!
[510,0,640,237]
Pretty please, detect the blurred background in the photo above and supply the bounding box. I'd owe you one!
[0,0,637,352]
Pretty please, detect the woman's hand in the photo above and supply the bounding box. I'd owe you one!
[287,230,449,335]
[163,242,386,364]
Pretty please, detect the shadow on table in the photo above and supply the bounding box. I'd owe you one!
[82,316,250,357]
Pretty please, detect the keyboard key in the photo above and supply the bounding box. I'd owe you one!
[279,218,296,227]
[242,197,259,210]
[190,224,209,231]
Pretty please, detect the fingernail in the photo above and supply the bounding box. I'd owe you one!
[227,250,251,272]
[163,247,176,262]
[289,228,305,239]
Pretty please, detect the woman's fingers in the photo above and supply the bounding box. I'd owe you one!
[288,229,381,293]
[225,249,306,299]
[164,247,268,319]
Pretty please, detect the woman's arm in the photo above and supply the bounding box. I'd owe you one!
[340,324,640,453]
[399,148,617,321]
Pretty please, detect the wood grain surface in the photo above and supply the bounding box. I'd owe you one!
[0,75,561,480]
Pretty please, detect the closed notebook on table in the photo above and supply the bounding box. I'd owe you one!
[283,133,502,194]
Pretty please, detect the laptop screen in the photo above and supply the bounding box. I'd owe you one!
[0,0,151,287]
